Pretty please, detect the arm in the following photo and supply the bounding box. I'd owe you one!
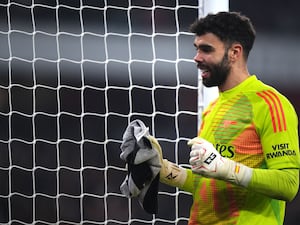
[189,137,300,201]
[249,92,300,201]
[147,136,188,189]
[248,168,299,202]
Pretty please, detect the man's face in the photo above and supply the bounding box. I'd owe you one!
[193,33,231,87]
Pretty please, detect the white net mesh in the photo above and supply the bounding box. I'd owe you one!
[0,0,205,224]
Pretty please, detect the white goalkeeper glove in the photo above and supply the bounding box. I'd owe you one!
[188,137,253,187]
[146,136,187,188]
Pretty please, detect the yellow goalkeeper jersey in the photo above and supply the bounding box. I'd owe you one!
[182,75,300,225]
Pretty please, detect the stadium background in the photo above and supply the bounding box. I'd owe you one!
[0,0,299,224]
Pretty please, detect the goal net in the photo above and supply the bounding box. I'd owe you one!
[0,0,220,224]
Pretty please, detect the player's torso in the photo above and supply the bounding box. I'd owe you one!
[199,92,264,168]
[189,79,283,224]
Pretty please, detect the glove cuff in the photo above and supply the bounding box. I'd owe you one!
[160,159,187,188]
[224,158,253,187]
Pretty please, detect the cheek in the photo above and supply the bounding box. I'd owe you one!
[215,50,226,60]
[213,52,227,65]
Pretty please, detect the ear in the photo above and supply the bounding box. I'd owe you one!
[228,43,243,62]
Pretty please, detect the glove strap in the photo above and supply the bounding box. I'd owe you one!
[160,159,187,188]
[225,158,253,187]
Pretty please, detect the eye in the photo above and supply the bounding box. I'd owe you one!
[194,44,214,54]
[200,45,213,53]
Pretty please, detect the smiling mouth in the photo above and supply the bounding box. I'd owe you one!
[201,70,210,79]
[196,62,210,78]
[198,65,209,78]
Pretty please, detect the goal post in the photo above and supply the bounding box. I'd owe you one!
[0,0,226,224]
[198,0,228,127]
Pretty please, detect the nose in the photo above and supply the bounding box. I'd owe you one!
[193,52,203,63]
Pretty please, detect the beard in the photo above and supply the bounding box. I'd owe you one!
[200,52,231,88]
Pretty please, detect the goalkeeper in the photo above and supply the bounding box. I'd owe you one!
[149,12,300,225]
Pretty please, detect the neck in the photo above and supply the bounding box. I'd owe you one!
[219,66,250,92]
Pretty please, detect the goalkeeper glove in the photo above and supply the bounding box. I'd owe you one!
[188,137,253,187]
[146,135,187,188]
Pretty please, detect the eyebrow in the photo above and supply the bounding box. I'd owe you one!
[193,43,215,52]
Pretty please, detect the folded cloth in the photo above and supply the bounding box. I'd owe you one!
[120,119,161,214]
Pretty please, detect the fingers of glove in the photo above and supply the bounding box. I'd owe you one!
[189,146,206,157]
[189,156,200,167]
[147,135,160,149]
[189,149,206,166]
[188,137,215,153]
[146,136,161,151]
[190,139,218,161]
[187,137,205,146]
[146,135,163,161]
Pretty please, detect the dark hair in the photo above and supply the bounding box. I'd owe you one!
[189,11,256,59]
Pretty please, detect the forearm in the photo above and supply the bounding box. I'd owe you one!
[159,159,197,194]
[180,169,194,193]
[159,159,188,189]
[248,168,299,202]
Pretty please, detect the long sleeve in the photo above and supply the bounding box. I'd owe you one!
[248,168,299,202]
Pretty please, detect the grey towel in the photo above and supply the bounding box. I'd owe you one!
[120,119,161,214]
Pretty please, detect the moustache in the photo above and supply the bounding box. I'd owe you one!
[196,62,210,71]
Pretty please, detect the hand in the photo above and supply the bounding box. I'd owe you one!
[188,137,226,179]
[188,137,253,187]
[146,135,187,188]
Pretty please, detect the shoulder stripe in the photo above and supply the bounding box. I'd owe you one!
[266,90,287,131]
[256,92,277,132]
[256,90,286,133]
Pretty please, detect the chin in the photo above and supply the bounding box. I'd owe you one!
[203,79,216,87]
